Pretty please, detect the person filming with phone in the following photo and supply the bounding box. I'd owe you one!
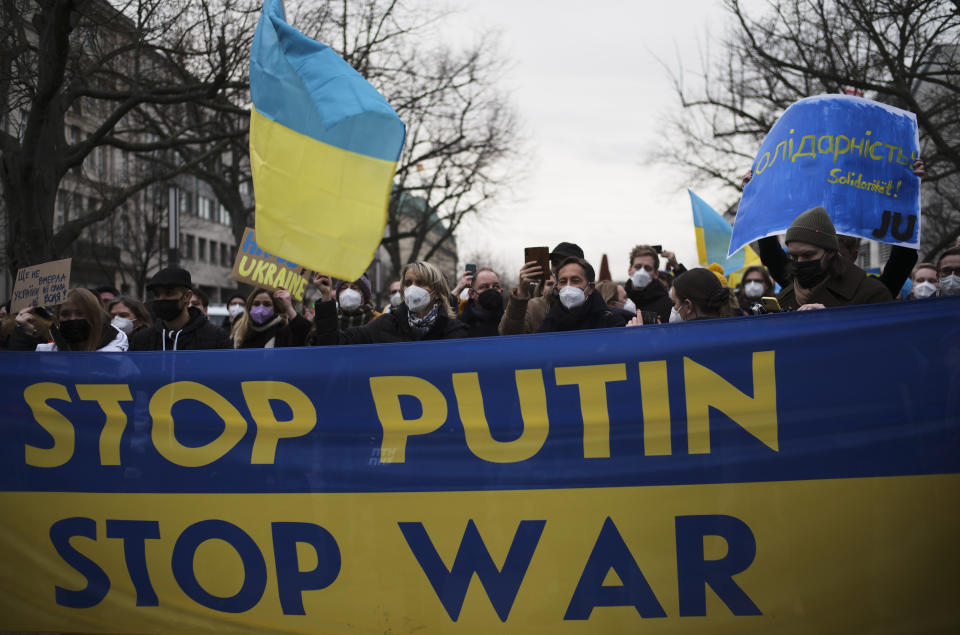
[9,288,128,351]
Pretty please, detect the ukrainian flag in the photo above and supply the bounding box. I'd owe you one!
[249,0,405,280]
[689,189,761,287]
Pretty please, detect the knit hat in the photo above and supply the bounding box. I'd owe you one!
[337,274,372,302]
[785,206,839,251]
[706,263,728,286]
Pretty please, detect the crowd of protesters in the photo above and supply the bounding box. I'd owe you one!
[2,202,959,352]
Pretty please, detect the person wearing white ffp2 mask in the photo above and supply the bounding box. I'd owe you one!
[935,249,960,297]
[735,265,774,314]
[537,257,628,333]
[335,277,376,329]
[624,245,673,324]
[908,263,939,300]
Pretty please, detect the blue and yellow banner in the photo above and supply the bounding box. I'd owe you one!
[731,94,921,256]
[1,298,959,633]
[249,0,406,280]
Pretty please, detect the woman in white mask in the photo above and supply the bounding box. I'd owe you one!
[335,276,379,328]
[670,268,735,323]
[107,296,153,337]
[735,266,775,314]
[308,261,467,345]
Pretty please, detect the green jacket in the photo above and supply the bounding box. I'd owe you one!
[778,257,892,310]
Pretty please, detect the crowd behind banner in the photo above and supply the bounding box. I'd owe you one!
[2,200,960,353]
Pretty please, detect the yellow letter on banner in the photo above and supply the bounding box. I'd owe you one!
[453,370,549,463]
[24,383,74,468]
[150,382,247,467]
[370,376,447,463]
[684,351,778,454]
[555,364,628,458]
[76,384,134,466]
[637,361,672,456]
[242,381,317,464]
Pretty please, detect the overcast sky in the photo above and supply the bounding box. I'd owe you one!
[444,0,737,280]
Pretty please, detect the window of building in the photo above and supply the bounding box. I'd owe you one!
[185,234,195,260]
[198,238,206,262]
[198,195,213,221]
[180,190,193,216]
[221,243,230,267]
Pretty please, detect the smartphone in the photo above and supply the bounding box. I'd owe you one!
[465,264,477,276]
[32,306,53,320]
[524,246,550,281]
[652,244,663,254]
[640,310,659,325]
[761,296,782,312]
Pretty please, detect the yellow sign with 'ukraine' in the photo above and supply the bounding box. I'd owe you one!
[1,299,959,633]
[249,0,405,281]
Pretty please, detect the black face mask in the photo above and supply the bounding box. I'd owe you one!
[58,319,91,344]
[152,298,184,322]
[793,259,828,289]
[477,289,503,312]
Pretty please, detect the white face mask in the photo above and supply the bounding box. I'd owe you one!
[110,315,134,336]
[939,274,960,296]
[631,268,652,290]
[404,284,432,311]
[912,281,937,299]
[743,280,765,299]
[669,306,684,323]
[559,285,587,309]
[339,288,363,310]
[390,291,402,307]
[623,298,637,314]
[459,288,471,302]
[228,304,245,319]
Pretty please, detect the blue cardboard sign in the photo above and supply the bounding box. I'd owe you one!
[730,95,921,256]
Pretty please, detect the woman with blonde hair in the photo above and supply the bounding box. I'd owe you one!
[9,288,127,351]
[230,287,310,348]
[308,261,466,345]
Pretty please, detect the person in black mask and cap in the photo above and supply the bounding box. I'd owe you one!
[777,206,891,310]
[130,266,231,350]
[459,267,506,337]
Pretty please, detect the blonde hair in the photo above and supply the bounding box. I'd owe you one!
[401,262,455,318]
[230,288,287,348]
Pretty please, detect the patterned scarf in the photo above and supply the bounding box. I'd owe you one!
[338,304,374,330]
[407,302,439,337]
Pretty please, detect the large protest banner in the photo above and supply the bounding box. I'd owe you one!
[1,298,958,633]
[730,95,921,256]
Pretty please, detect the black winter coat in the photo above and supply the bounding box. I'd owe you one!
[460,297,505,338]
[537,290,627,333]
[309,300,467,345]
[624,279,673,324]
[130,307,231,350]
[236,314,311,348]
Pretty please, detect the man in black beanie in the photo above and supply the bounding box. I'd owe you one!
[777,207,891,310]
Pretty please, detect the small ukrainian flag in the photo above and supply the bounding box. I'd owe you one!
[249,0,406,280]
[688,189,761,287]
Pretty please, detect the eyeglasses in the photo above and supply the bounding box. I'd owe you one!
[940,266,959,277]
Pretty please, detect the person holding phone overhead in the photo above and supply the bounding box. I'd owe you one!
[500,242,584,335]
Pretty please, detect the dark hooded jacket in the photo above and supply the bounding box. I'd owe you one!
[309,300,467,345]
[130,306,231,350]
[537,288,627,333]
[777,256,892,310]
[623,278,673,324]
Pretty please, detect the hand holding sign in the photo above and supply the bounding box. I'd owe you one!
[731,95,921,256]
